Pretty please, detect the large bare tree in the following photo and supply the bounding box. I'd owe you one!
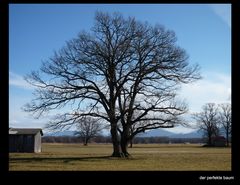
[23,12,201,157]
[193,103,219,146]
[218,103,231,146]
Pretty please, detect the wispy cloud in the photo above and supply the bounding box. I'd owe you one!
[209,4,231,29]
[9,109,52,131]
[9,117,48,130]
[9,71,231,134]
[9,71,33,90]
[179,72,231,113]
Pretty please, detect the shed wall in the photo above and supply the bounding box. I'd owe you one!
[34,132,42,153]
[9,135,34,152]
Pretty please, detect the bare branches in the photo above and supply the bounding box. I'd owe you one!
[75,117,105,145]
[192,103,220,146]
[23,11,201,156]
[45,110,109,132]
[218,103,231,146]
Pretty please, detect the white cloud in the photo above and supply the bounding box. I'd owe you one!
[179,72,231,113]
[9,70,231,134]
[9,71,33,90]
[163,126,196,134]
[9,110,52,132]
[209,4,231,29]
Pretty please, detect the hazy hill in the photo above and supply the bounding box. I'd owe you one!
[45,128,229,139]
[138,128,203,138]
[44,130,77,136]
[138,128,175,137]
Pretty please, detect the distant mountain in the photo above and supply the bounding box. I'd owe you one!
[137,128,204,138]
[44,128,224,138]
[138,128,175,137]
[44,130,77,136]
[171,130,203,138]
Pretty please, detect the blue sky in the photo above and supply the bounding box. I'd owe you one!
[9,4,231,134]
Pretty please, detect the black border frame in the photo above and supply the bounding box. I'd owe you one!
[1,1,239,184]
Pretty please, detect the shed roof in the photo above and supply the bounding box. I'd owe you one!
[9,128,43,136]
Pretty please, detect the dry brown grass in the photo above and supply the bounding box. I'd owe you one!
[9,143,231,171]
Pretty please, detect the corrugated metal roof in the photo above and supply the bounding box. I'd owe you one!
[9,128,43,136]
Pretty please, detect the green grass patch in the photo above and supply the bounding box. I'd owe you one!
[9,143,231,171]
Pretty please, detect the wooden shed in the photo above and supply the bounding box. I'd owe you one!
[9,128,43,153]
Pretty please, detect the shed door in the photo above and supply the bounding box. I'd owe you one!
[22,135,34,152]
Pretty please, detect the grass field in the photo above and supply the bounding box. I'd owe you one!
[9,143,231,171]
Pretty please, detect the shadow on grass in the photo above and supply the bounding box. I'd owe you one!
[9,155,137,163]
[9,155,113,163]
[130,145,203,149]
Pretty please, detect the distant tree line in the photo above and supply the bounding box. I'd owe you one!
[42,136,84,143]
[42,135,204,144]
[133,137,205,144]
[43,102,231,147]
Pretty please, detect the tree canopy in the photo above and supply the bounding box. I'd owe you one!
[24,12,201,157]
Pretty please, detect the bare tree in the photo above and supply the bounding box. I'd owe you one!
[74,117,104,146]
[23,12,201,157]
[218,103,231,146]
[193,103,219,146]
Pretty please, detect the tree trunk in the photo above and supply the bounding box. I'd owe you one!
[110,124,124,157]
[226,131,229,147]
[110,123,131,157]
[129,140,133,148]
[83,137,89,146]
[120,138,130,157]
[208,133,212,146]
[120,128,131,157]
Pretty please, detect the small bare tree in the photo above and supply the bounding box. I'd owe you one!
[218,103,231,146]
[193,103,219,146]
[75,117,104,146]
